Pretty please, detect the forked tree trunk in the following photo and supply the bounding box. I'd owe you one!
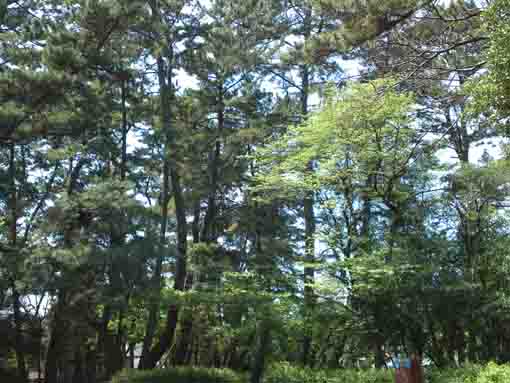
[138,18,189,365]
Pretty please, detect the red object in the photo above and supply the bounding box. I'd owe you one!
[395,356,423,383]
[410,356,423,383]
[395,366,410,383]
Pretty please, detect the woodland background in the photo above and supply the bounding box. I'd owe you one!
[2,0,510,382]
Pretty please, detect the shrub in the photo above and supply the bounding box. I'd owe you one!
[263,362,393,383]
[426,365,481,383]
[474,362,510,383]
[337,368,394,383]
[112,367,243,383]
[427,363,510,383]
[112,362,510,383]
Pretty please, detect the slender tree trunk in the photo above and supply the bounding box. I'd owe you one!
[96,306,111,379]
[97,78,130,379]
[139,152,170,367]
[250,322,271,383]
[201,86,224,243]
[175,196,202,365]
[45,309,59,383]
[192,200,201,243]
[8,144,27,382]
[374,338,385,368]
[302,190,315,366]
[175,86,225,366]
[173,287,193,365]
[12,287,27,382]
[139,42,188,368]
[301,56,316,368]
[120,78,128,181]
[45,158,88,383]
[250,217,272,383]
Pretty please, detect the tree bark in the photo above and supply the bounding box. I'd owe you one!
[8,144,27,382]
[139,30,188,366]
[301,29,316,366]
[139,149,170,367]
[250,321,271,383]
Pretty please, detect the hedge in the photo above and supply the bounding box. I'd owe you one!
[111,361,510,383]
[263,363,392,383]
[112,367,243,383]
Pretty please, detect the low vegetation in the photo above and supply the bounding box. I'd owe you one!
[112,363,510,383]
[112,367,243,383]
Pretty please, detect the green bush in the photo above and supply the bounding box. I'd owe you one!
[112,362,510,383]
[426,364,480,383]
[473,362,510,383]
[427,362,510,383]
[264,362,510,383]
[112,367,243,383]
[263,362,393,383]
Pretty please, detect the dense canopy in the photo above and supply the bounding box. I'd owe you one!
[1,0,510,382]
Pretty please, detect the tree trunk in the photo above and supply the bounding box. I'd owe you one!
[8,144,27,382]
[139,37,188,367]
[201,85,224,243]
[45,158,91,383]
[250,321,272,383]
[139,152,170,367]
[12,287,27,382]
[301,61,316,368]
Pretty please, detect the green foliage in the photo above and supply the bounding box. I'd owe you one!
[426,365,481,383]
[111,364,510,383]
[112,367,244,383]
[263,363,393,383]
[427,363,510,383]
[254,79,416,199]
[474,363,510,383]
[312,0,421,52]
[467,0,510,121]
[2,0,510,379]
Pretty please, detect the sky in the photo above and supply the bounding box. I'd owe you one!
[130,53,503,166]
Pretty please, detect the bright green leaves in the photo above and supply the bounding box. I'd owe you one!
[467,0,510,121]
[253,79,416,200]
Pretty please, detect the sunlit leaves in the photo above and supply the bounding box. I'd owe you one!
[253,79,416,201]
